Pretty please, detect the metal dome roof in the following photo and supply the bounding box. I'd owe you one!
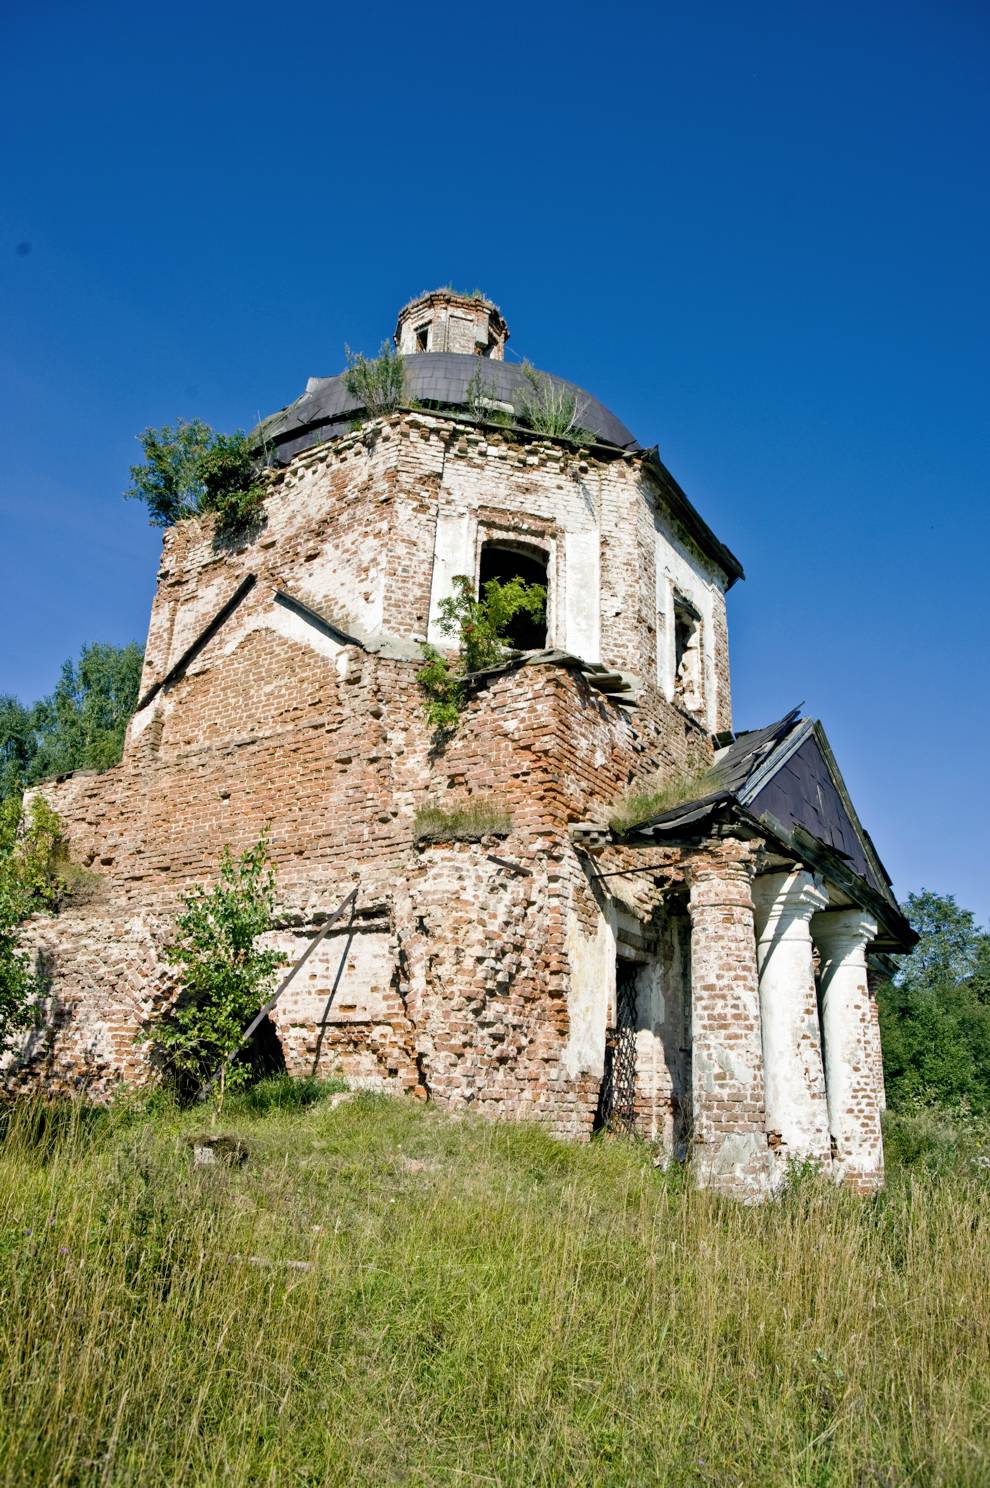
[256,353,640,463]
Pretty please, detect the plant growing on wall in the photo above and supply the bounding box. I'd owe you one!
[146,832,288,1112]
[465,368,510,427]
[516,362,594,446]
[125,421,265,533]
[343,342,405,416]
[417,574,547,731]
[608,766,722,833]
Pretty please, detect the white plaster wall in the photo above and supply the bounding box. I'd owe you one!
[563,894,616,1079]
[263,928,393,1027]
[563,529,601,662]
[426,511,475,646]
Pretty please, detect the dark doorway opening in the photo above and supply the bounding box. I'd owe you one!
[478,543,549,651]
[244,1014,287,1082]
[594,959,640,1134]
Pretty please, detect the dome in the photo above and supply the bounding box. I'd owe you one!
[256,353,640,466]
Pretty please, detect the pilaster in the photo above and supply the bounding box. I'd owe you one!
[687,842,770,1199]
[752,870,832,1179]
[814,909,883,1191]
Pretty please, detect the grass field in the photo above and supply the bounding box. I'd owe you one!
[0,1084,987,1487]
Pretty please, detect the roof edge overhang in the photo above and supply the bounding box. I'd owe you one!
[640,447,745,589]
[615,796,916,953]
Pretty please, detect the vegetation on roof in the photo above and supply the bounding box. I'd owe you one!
[609,764,722,833]
[343,342,405,416]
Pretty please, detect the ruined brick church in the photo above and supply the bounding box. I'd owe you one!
[19,290,914,1197]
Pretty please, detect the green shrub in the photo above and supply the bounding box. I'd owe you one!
[343,342,405,416]
[517,361,594,445]
[125,421,265,533]
[196,432,266,535]
[144,832,288,1111]
[416,574,546,732]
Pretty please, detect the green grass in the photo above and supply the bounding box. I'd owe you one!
[609,766,721,833]
[0,1088,988,1486]
[413,798,512,843]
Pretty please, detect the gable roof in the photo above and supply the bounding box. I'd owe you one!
[618,709,915,951]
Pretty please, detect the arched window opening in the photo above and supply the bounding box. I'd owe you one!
[478,542,549,651]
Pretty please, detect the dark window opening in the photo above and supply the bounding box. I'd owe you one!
[415,324,429,352]
[478,542,549,651]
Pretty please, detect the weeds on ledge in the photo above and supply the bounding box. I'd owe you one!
[413,799,512,843]
[609,765,722,833]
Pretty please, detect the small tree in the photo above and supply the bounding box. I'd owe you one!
[124,419,215,526]
[343,342,405,416]
[125,422,264,533]
[148,833,288,1111]
[417,575,547,730]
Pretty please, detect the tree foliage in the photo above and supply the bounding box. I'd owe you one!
[0,642,144,805]
[0,795,73,1058]
[146,833,288,1110]
[125,421,264,533]
[417,575,547,731]
[878,889,990,1114]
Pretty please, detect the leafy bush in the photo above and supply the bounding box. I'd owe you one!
[343,342,405,416]
[609,766,721,833]
[197,432,266,534]
[416,574,546,731]
[415,645,464,731]
[878,890,990,1115]
[413,799,512,843]
[125,421,264,532]
[145,832,288,1111]
[0,873,36,1059]
[517,361,594,445]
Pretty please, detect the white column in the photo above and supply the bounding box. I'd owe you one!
[812,909,883,1191]
[752,871,832,1177]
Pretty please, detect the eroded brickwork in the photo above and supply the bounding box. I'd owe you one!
[7,395,891,1197]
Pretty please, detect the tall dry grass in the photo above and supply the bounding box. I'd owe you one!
[0,1087,987,1486]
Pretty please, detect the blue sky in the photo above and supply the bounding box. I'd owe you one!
[2,0,988,922]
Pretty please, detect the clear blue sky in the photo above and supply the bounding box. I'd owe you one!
[2,1,988,922]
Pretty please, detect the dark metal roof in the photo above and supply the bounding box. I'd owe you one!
[614,709,915,951]
[257,353,641,462]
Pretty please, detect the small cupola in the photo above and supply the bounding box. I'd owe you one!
[393,289,509,359]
